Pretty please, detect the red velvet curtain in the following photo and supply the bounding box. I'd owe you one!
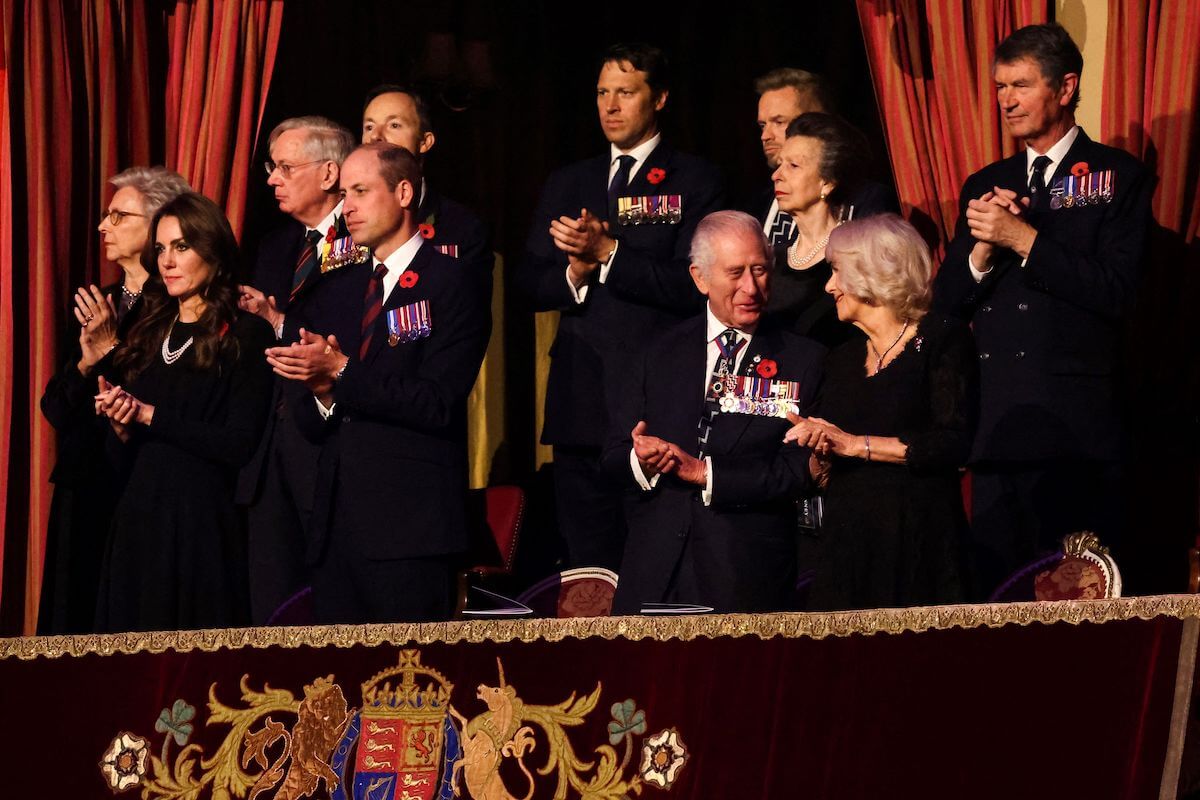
[1,0,282,634]
[0,1,12,620]
[855,0,1048,258]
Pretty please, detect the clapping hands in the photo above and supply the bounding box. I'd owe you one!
[631,421,707,486]
[95,375,153,441]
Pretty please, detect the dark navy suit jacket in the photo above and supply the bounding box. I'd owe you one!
[602,315,824,613]
[516,141,726,448]
[933,129,1151,463]
[289,241,491,563]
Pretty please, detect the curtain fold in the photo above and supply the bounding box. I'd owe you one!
[164,0,283,238]
[0,0,12,610]
[854,0,1048,258]
[3,0,283,634]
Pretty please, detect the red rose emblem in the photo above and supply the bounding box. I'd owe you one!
[756,359,778,378]
[1070,161,1089,177]
[646,167,667,185]
[399,271,419,289]
[418,223,435,239]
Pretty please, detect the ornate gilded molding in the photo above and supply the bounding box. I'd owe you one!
[7,594,1200,661]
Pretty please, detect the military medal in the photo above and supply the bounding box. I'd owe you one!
[1052,169,1115,211]
[321,235,370,272]
[385,299,432,345]
[434,244,459,258]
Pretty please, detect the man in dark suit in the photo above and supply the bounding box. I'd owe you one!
[751,68,895,245]
[361,84,491,278]
[236,116,356,624]
[932,24,1152,598]
[516,42,725,571]
[602,211,824,614]
[266,142,490,623]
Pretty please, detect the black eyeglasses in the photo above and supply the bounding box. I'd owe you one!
[101,209,146,226]
[263,159,323,178]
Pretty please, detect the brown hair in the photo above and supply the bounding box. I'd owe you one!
[115,192,242,380]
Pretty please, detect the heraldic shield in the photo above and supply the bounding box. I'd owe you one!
[330,650,462,800]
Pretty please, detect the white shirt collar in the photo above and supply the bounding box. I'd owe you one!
[1026,125,1080,184]
[705,303,755,344]
[307,200,344,239]
[374,229,425,301]
[609,132,662,184]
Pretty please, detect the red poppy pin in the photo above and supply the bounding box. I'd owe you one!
[418,223,435,239]
[324,226,337,243]
[646,167,667,185]
[1070,161,1089,177]
[399,271,420,289]
[218,321,230,339]
[756,359,778,378]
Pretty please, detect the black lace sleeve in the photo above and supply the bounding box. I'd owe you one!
[900,318,979,472]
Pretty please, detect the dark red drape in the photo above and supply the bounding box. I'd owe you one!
[1,0,282,634]
[854,0,1048,258]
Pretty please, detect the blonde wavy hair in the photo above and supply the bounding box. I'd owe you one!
[826,213,932,320]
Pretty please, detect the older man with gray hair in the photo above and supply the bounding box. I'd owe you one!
[602,210,826,614]
[237,115,356,624]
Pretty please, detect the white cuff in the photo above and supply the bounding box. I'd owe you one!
[598,240,619,283]
[274,314,286,340]
[701,456,714,506]
[967,253,991,283]
[315,396,336,420]
[629,447,661,491]
[566,265,589,304]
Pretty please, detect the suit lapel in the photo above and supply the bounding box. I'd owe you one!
[586,154,610,220]
[626,141,673,195]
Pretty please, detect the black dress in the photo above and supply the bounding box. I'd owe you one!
[808,315,979,610]
[37,284,142,634]
[765,248,860,350]
[95,313,275,632]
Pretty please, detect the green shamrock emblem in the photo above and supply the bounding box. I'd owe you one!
[154,699,195,746]
[607,699,646,745]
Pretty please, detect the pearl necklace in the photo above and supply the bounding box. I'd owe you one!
[786,221,839,268]
[868,319,910,375]
[160,316,195,365]
[121,284,141,300]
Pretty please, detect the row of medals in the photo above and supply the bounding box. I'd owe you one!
[1050,171,1114,210]
[711,370,798,419]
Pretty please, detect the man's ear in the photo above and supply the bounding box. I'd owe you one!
[653,90,669,113]
[397,178,416,210]
[689,263,709,296]
[418,130,436,155]
[1059,73,1080,109]
[321,161,340,192]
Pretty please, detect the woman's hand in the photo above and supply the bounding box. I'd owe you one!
[809,450,832,490]
[75,285,119,372]
[96,376,155,440]
[785,413,866,459]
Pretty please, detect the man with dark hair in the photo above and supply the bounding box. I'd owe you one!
[265,142,490,623]
[361,84,491,278]
[516,42,725,572]
[602,210,824,613]
[236,115,356,624]
[933,23,1152,598]
[751,68,894,246]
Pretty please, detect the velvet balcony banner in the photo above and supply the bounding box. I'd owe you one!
[2,596,1197,798]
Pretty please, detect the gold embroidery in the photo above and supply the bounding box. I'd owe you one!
[10,595,1200,661]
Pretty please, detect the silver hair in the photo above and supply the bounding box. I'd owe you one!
[268,116,356,164]
[826,214,932,320]
[689,210,773,277]
[108,166,191,218]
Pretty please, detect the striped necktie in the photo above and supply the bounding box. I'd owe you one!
[359,261,388,360]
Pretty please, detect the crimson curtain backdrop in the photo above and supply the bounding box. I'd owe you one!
[0,0,282,635]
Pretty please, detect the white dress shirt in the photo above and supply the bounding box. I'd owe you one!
[568,132,663,303]
[630,304,755,505]
[969,125,1080,282]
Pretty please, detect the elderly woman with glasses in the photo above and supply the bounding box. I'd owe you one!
[37,166,190,634]
[784,214,979,610]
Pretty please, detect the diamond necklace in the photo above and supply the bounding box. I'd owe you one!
[160,315,195,365]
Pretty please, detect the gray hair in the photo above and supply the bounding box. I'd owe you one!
[753,68,834,113]
[689,210,773,277]
[826,214,932,321]
[109,166,191,218]
[268,116,356,164]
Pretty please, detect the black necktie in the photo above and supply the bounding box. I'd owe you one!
[1028,155,1052,210]
[608,155,636,223]
[698,329,742,456]
[359,261,388,360]
[291,228,324,298]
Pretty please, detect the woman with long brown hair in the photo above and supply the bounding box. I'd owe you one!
[93,191,275,632]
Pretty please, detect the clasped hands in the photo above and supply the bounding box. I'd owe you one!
[265,328,348,405]
[783,413,860,489]
[550,208,615,287]
[631,421,707,486]
[95,375,154,441]
[966,186,1037,267]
